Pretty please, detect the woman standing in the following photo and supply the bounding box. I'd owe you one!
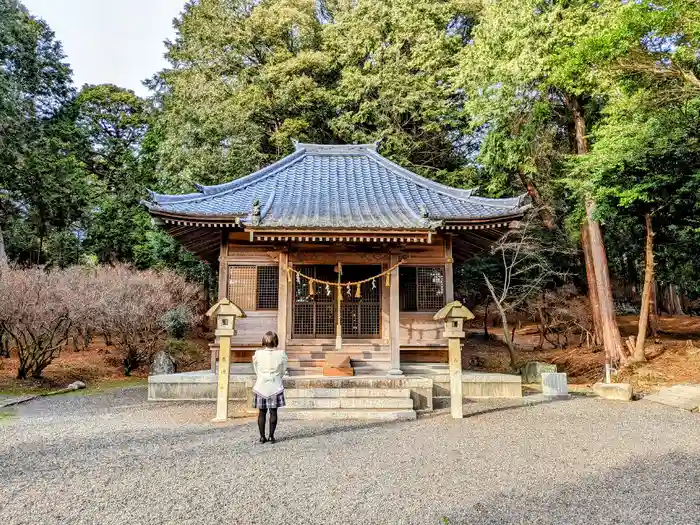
[252,331,288,443]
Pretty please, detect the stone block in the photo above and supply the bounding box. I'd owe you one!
[286,398,341,409]
[592,382,633,401]
[541,372,568,398]
[281,409,416,421]
[338,397,413,409]
[520,362,557,384]
[150,351,175,375]
[322,366,354,377]
[644,385,700,411]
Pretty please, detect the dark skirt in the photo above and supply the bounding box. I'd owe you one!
[253,390,286,409]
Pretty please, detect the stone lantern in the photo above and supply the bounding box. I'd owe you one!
[434,301,475,419]
[206,298,246,422]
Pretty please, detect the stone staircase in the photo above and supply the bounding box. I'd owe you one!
[285,343,392,376]
[280,378,416,420]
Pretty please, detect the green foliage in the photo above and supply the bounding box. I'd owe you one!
[133,230,216,295]
[3,0,700,310]
[326,0,478,177]
[0,0,86,265]
[150,0,336,190]
[162,306,194,340]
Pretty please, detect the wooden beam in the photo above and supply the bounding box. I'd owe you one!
[218,231,227,301]
[277,251,289,351]
[388,254,402,376]
[445,236,454,303]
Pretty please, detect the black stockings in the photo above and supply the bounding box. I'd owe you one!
[257,408,278,440]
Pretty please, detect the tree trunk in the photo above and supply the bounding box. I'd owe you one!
[483,298,490,338]
[664,284,685,316]
[570,95,626,364]
[484,276,517,368]
[649,279,659,337]
[633,214,654,362]
[581,223,603,345]
[586,200,626,364]
[0,225,8,268]
[517,168,555,229]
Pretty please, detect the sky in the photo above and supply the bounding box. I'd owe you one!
[21,0,185,97]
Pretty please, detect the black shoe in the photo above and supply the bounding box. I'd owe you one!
[259,437,267,444]
[268,436,276,444]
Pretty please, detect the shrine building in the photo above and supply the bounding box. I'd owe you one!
[146,142,527,378]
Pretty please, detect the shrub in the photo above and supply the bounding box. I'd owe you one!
[0,268,72,379]
[0,265,203,378]
[93,266,202,375]
[164,338,204,369]
[162,306,193,339]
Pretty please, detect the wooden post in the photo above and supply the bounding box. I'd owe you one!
[448,336,463,419]
[335,267,342,351]
[212,231,228,373]
[388,255,402,375]
[218,231,228,301]
[445,235,454,303]
[214,331,232,422]
[277,251,289,351]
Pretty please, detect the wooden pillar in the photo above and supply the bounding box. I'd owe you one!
[445,235,454,303]
[277,251,289,351]
[448,336,463,418]
[388,255,403,375]
[218,231,228,301]
[213,231,227,373]
[213,330,232,422]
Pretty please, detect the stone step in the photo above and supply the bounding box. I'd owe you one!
[401,363,448,374]
[281,408,416,421]
[287,359,327,368]
[286,397,414,409]
[433,396,450,410]
[351,363,392,374]
[287,367,324,376]
[286,343,388,351]
[286,387,411,398]
[286,352,390,362]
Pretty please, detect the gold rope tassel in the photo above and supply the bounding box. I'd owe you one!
[287,268,293,283]
[355,284,362,298]
[385,272,390,288]
[309,280,315,296]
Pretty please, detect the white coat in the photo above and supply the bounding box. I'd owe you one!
[252,348,288,398]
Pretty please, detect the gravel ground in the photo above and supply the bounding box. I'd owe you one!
[1,388,700,525]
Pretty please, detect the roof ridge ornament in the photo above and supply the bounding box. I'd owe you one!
[251,199,261,226]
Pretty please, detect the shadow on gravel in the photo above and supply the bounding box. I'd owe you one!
[417,395,579,421]
[276,419,405,442]
[442,452,700,524]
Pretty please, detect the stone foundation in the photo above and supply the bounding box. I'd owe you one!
[148,370,521,416]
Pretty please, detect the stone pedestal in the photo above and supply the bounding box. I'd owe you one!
[541,372,568,398]
[593,382,633,401]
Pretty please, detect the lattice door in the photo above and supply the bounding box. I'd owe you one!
[292,265,337,338]
[339,265,381,338]
[292,265,382,338]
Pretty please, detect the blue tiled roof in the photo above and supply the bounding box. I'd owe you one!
[146,143,526,230]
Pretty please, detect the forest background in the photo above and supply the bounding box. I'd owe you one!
[1,0,699,368]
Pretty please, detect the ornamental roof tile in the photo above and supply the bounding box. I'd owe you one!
[146,143,526,230]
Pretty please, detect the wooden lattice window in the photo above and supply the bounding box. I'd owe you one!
[228,265,279,311]
[340,265,381,338]
[399,266,445,312]
[293,265,336,337]
[292,265,381,338]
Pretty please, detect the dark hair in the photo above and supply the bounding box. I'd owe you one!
[262,331,279,348]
